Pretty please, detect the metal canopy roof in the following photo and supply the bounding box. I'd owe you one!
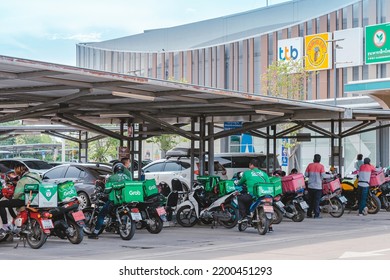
[0,55,389,141]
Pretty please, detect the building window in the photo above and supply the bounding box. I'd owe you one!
[362,0,369,27]
[342,7,348,29]
[254,37,261,94]
[352,2,360,28]
[377,0,387,23]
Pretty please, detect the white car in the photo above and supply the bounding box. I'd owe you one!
[142,157,228,191]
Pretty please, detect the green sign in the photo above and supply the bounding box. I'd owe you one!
[366,23,390,64]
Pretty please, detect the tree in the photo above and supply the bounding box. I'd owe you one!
[89,137,119,162]
[146,134,184,158]
[261,59,314,171]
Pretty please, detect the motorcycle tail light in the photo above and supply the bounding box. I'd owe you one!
[43,212,52,219]
[263,197,273,203]
[131,208,140,213]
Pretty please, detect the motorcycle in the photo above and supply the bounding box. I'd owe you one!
[238,192,274,235]
[175,184,239,228]
[82,180,136,240]
[341,173,381,214]
[318,177,347,218]
[46,197,85,244]
[127,193,167,234]
[0,200,53,249]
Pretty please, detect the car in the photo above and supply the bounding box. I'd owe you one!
[214,153,281,179]
[142,152,228,191]
[0,163,11,188]
[42,163,112,209]
[0,158,53,176]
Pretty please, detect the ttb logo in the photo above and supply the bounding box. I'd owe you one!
[278,46,299,61]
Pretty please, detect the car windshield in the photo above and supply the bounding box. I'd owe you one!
[87,166,112,176]
[24,160,53,170]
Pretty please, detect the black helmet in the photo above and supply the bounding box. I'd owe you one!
[364,157,371,165]
[313,154,321,163]
[113,163,125,174]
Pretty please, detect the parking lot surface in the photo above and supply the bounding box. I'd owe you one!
[1,210,390,260]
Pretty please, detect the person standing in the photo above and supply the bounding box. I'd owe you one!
[354,154,364,171]
[357,157,376,216]
[305,154,326,219]
[120,157,133,180]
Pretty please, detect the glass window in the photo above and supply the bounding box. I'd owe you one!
[65,166,82,178]
[144,162,164,173]
[43,167,66,179]
[352,2,360,28]
[24,160,53,170]
[164,161,186,172]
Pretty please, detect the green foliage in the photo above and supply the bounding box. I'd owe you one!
[146,135,184,157]
[88,137,119,162]
[15,134,55,145]
[261,59,310,100]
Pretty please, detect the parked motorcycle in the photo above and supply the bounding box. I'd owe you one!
[238,193,274,235]
[175,184,239,228]
[318,177,347,218]
[83,180,136,240]
[0,202,53,249]
[127,194,167,234]
[47,197,85,244]
[272,173,308,223]
[341,173,381,214]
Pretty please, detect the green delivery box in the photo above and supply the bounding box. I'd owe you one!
[143,179,158,197]
[218,180,236,196]
[269,176,282,197]
[24,184,40,207]
[253,183,274,197]
[123,181,144,203]
[197,176,220,192]
[38,183,58,208]
[57,181,78,203]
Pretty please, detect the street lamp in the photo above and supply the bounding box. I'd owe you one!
[327,38,344,106]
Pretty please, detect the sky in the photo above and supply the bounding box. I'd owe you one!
[0,0,289,66]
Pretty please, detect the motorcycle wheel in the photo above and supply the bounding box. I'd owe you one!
[146,214,163,234]
[219,204,239,229]
[176,205,198,227]
[238,221,248,232]
[82,208,104,235]
[329,197,345,218]
[255,207,269,235]
[67,219,84,244]
[291,204,305,222]
[272,206,283,224]
[118,212,136,240]
[26,218,48,249]
[367,194,381,214]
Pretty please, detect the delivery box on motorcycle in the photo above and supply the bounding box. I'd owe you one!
[218,180,236,196]
[106,181,126,204]
[370,170,385,186]
[253,177,282,198]
[24,183,58,207]
[57,181,78,203]
[322,178,341,194]
[123,181,144,203]
[282,173,305,193]
[197,175,220,192]
[143,179,159,197]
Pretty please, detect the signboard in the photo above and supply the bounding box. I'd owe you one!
[305,33,332,71]
[365,23,390,64]
[334,27,363,68]
[224,121,242,136]
[281,138,288,167]
[278,37,304,73]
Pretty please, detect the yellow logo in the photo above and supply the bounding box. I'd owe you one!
[305,33,331,71]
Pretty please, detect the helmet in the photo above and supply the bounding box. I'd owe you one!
[313,154,321,163]
[112,162,125,174]
[364,157,371,165]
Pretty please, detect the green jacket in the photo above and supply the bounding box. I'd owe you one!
[238,168,270,195]
[105,172,131,194]
[13,172,42,201]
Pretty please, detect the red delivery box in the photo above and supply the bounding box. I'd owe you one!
[282,173,305,193]
[322,178,341,194]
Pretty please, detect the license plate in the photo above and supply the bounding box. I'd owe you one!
[131,212,142,221]
[300,201,309,209]
[275,201,285,208]
[41,219,54,229]
[338,196,347,203]
[263,205,274,213]
[72,211,85,222]
[156,207,166,216]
